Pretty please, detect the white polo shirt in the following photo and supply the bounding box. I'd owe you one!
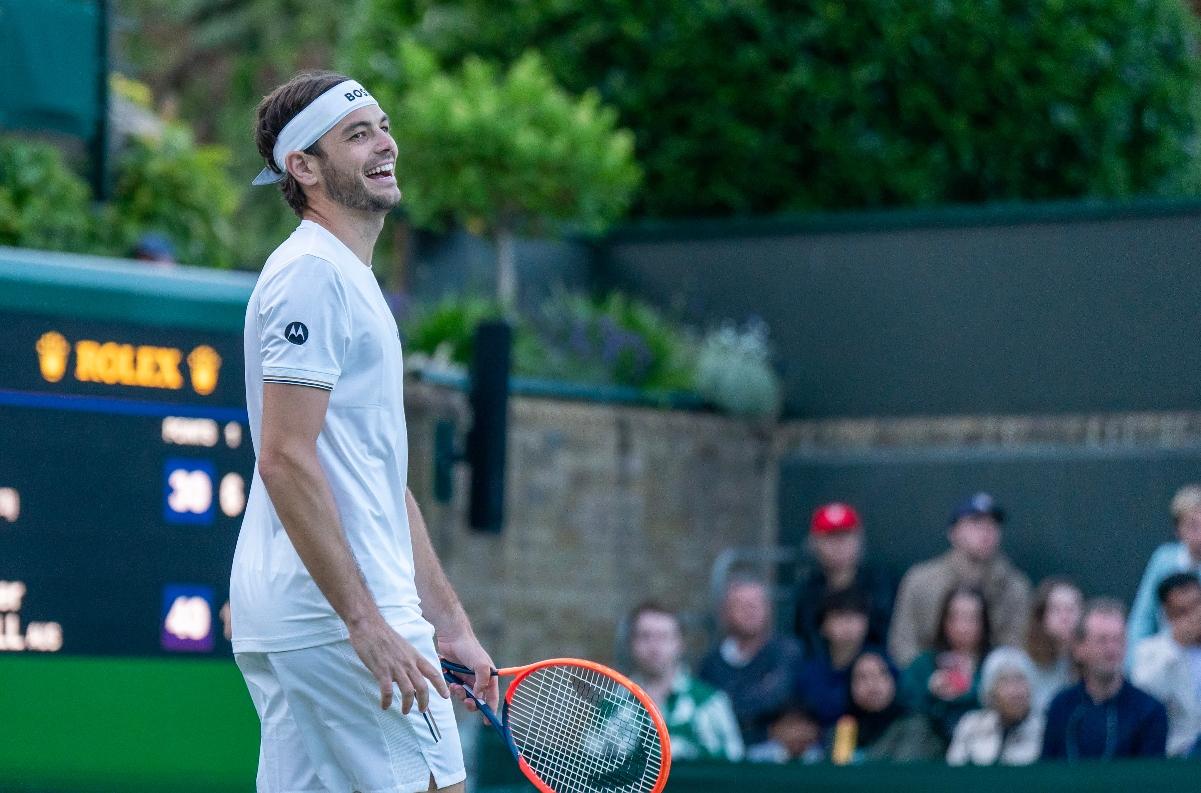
[231,220,419,653]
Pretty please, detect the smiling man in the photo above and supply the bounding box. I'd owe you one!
[230,71,497,793]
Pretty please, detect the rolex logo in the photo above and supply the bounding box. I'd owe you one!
[35,332,71,383]
[186,345,222,396]
[284,321,309,345]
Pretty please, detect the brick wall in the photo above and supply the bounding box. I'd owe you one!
[404,379,777,666]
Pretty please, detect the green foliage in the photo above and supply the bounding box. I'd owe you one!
[402,293,508,364]
[0,137,95,252]
[0,122,240,267]
[105,125,241,267]
[404,289,704,396]
[380,42,641,237]
[339,0,422,88]
[117,0,349,269]
[695,320,782,418]
[532,291,696,392]
[365,0,1201,216]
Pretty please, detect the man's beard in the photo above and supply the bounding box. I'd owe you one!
[323,162,400,212]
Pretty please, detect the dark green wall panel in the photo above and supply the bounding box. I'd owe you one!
[602,200,1201,418]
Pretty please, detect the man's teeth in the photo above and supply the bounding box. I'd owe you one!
[366,164,394,176]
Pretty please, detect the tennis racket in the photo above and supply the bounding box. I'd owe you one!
[440,657,671,793]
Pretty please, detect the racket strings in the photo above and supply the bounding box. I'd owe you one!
[511,669,660,793]
[507,664,664,793]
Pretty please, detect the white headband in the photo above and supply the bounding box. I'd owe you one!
[252,79,379,186]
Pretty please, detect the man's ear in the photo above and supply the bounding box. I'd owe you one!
[285,150,320,186]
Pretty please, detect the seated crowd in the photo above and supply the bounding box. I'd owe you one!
[627,486,1201,765]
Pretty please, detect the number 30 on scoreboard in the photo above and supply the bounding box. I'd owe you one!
[163,458,216,525]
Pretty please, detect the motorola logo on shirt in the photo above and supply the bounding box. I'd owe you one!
[283,322,309,345]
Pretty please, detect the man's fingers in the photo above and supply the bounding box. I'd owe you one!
[418,657,451,699]
[475,664,500,711]
[415,682,430,714]
[379,677,394,711]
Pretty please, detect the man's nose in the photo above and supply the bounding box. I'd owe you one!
[377,133,398,157]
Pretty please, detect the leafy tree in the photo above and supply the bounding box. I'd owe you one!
[115,0,346,268]
[380,43,640,308]
[0,137,96,252]
[351,0,1201,216]
[104,124,241,267]
[1,79,240,267]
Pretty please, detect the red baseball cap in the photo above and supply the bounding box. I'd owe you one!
[811,502,862,534]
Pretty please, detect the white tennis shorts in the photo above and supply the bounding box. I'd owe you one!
[235,620,466,793]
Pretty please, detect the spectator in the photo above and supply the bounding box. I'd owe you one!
[847,650,944,762]
[1025,577,1083,712]
[626,601,743,762]
[131,232,177,266]
[745,703,825,764]
[1128,485,1201,664]
[699,576,805,746]
[1042,599,1167,760]
[901,586,990,743]
[889,492,1031,667]
[947,647,1044,766]
[795,588,872,726]
[1130,573,1201,757]
[793,502,895,658]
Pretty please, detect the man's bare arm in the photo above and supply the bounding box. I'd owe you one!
[406,489,499,712]
[258,383,449,712]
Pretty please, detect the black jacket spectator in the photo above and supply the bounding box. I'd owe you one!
[1041,680,1167,760]
[793,503,895,657]
[1041,598,1167,761]
[795,565,894,658]
[699,634,805,747]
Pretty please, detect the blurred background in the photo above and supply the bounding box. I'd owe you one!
[5,0,1201,790]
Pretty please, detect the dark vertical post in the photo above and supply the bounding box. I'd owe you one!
[90,0,110,200]
[466,321,512,532]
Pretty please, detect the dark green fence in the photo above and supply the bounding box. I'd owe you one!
[475,752,1198,793]
[601,198,1201,419]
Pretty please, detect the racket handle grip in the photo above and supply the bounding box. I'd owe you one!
[439,658,499,677]
[440,661,518,761]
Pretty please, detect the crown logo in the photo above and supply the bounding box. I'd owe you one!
[35,332,71,383]
[186,345,222,396]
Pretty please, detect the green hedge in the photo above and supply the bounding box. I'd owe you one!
[359,0,1201,216]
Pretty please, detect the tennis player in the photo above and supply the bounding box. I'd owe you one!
[230,70,497,793]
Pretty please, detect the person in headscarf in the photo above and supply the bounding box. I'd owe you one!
[842,650,943,763]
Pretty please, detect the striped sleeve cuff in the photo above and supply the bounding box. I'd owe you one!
[262,365,337,391]
[263,375,333,392]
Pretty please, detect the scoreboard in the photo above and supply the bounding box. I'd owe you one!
[0,306,254,658]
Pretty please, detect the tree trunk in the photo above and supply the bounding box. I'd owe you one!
[495,225,517,311]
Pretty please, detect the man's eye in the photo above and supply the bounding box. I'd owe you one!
[350,132,365,141]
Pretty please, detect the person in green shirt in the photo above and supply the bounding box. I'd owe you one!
[901,585,990,744]
[627,601,745,761]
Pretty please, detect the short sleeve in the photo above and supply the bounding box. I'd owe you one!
[256,256,350,391]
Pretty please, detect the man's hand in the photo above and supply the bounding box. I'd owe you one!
[437,630,499,715]
[349,616,450,713]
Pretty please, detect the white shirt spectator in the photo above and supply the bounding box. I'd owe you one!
[1131,631,1201,757]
